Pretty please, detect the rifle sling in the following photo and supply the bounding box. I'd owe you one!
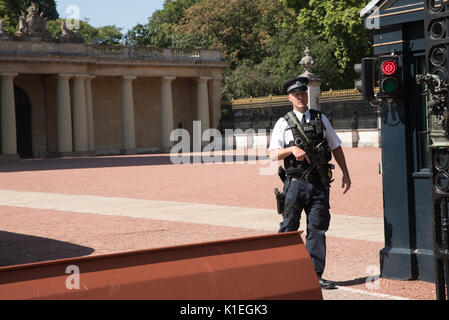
[287,112,310,144]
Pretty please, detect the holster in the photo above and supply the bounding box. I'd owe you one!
[274,166,291,215]
[274,188,285,215]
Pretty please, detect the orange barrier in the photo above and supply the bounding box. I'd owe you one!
[0,232,322,300]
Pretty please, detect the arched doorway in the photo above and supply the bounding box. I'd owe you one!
[14,86,33,158]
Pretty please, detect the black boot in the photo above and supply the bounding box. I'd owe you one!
[318,278,337,290]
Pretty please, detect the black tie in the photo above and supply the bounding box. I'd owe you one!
[301,115,306,125]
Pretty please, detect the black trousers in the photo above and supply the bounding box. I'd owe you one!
[278,178,331,278]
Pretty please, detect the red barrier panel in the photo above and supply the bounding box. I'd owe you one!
[0,232,322,300]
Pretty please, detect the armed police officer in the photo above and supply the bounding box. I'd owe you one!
[269,77,351,290]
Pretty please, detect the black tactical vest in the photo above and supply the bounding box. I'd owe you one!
[283,109,332,178]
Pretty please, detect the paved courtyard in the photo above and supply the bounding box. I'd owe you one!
[0,148,437,300]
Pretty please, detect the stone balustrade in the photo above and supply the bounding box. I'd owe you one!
[0,39,222,63]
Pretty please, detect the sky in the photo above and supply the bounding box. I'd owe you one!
[56,0,165,34]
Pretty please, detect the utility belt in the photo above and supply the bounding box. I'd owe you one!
[274,164,334,216]
[285,167,321,183]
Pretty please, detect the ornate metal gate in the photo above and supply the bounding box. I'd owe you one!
[420,0,449,300]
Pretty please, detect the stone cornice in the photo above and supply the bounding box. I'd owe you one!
[121,75,137,82]
[0,53,229,69]
[161,76,176,82]
[0,72,18,78]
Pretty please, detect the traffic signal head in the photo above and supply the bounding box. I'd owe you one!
[354,58,375,100]
[379,55,402,99]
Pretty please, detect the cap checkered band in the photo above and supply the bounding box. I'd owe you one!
[287,81,308,93]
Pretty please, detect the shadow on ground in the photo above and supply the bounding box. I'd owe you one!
[0,231,94,267]
[334,277,370,287]
[0,154,269,173]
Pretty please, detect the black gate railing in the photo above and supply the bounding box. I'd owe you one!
[221,89,379,132]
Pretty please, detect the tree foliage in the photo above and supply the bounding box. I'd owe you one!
[0,0,58,33]
[0,0,123,45]
[223,60,282,99]
[262,31,344,92]
[126,0,199,47]
[47,19,124,45]
[174,0,296,65]
[295,0,373,84]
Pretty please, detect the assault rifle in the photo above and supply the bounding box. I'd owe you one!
[295,138,335,190]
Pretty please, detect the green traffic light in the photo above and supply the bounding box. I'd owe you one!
[382,78,398,93]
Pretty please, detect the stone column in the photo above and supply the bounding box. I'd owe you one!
[57,73,73,154]
[72,74,89,153]
[308,74,322,111]
[121,76,137,154]
[160,76,175,152]
[209,75,223,130]
[196,77,211,132]
[85,75,95,153]
[0,73,18,157]
[299,48,322,111]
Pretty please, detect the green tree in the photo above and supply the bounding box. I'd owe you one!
[222,60,282,100]
[0,0,58,33]
[295,0,373,82]
[30,0,57,19]
[279,0,308,13]
[126,0,199,47]
[171,0,298,98]
[175,0,297,65]
[262,28,306,85]
[263,30,348,91]
[124,22,151,46]
[47,19,123,45]
[94,25,124,45]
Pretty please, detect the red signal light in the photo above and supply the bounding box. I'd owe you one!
[382,60,398,76]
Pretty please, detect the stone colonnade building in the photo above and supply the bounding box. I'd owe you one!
[0,39,228,160]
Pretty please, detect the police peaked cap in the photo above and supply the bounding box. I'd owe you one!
[283,77,309,94]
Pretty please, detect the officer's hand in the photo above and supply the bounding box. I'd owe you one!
[342,174,351,194]
[289,146,310,163]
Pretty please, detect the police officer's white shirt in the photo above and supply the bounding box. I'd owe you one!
[268,108,342,151]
